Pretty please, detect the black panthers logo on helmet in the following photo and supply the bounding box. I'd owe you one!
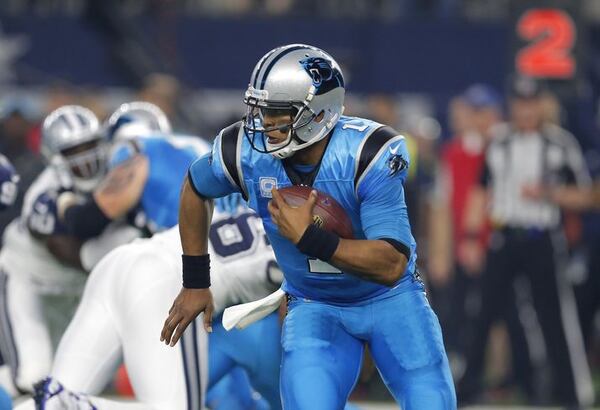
[299,56,344,95]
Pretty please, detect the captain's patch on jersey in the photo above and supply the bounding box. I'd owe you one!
[259,177,277,198]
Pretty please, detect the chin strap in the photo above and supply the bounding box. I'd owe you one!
[267,110,338,159]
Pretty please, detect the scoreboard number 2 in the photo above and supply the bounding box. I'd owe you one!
[516,8,576,79]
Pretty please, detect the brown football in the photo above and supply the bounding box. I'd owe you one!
[276,185,354,239]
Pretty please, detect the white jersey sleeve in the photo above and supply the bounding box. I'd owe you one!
[208,210,281,313]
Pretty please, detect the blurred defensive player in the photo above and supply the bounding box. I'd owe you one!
[0,106,140,396]
[162,44,456,409]
[16,206,282,410]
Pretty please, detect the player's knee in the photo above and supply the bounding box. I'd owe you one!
[402,393,456,410]
[402,382,456,410]
[15,367,50,393]
[396,361,457,410]
[281,366,345,410]
[12,397,32,410]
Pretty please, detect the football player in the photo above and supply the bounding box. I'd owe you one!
[56,102,208,237]
[17,206,282,410]
[0,106,140,396]
[163,44,456,409]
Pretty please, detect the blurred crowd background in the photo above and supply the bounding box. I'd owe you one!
[1,0,600,408]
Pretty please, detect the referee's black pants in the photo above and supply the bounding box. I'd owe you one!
[459,228,592,406]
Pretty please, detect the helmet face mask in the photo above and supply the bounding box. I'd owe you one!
[243,91,317,158]
[60,139,107,182]
[242,44,345,159]
[42,105,108,193]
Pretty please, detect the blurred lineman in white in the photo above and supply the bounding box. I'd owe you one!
[16,206,282,410]
[0,106,140,396]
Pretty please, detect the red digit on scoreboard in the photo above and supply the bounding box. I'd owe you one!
[516,8,576,79]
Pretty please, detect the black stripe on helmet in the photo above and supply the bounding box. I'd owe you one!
[56,113,72,132]
[65,111,82,133]
[220,121,248,201]
[252,47,281,89]
[75,112,87,127]
[258,45,311,90]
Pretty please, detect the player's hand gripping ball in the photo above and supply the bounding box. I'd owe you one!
[272,185,354,239]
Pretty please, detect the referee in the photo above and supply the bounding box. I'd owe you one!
[457,77,594,407]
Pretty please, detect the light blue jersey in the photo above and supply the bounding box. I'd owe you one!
[189,116,455,409]
[189,116,421,303]
[111,134,210,232]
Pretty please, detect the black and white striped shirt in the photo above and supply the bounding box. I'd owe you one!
[482,123,590,229]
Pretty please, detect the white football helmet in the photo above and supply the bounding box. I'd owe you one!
[41,105,108,193]
[243,44,345,159]
[105,101,172,141]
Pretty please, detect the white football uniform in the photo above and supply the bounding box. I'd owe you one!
[0,166,140,395]
[15,208,281,410]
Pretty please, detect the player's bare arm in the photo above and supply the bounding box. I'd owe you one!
[44,235,84,270]
[268,188,407,286]
[93,154,149,219]
[55,154,149,240]
[28,223,85,270]
[161,176,215,346]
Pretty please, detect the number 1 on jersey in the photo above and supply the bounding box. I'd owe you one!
[308,258,342,274]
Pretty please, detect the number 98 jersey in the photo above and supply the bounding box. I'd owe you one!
[146,208,280,312]
[208,208,282,311]
[189,115,421,304]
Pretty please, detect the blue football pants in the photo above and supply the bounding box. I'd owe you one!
[280,289,456,410]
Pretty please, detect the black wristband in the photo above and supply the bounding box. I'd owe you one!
[63,198,111,240]
[296,224,340,261]
[182,254,211,289]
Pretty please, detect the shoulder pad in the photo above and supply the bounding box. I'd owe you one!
[354,125,403,188]
[218,121,248,200]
